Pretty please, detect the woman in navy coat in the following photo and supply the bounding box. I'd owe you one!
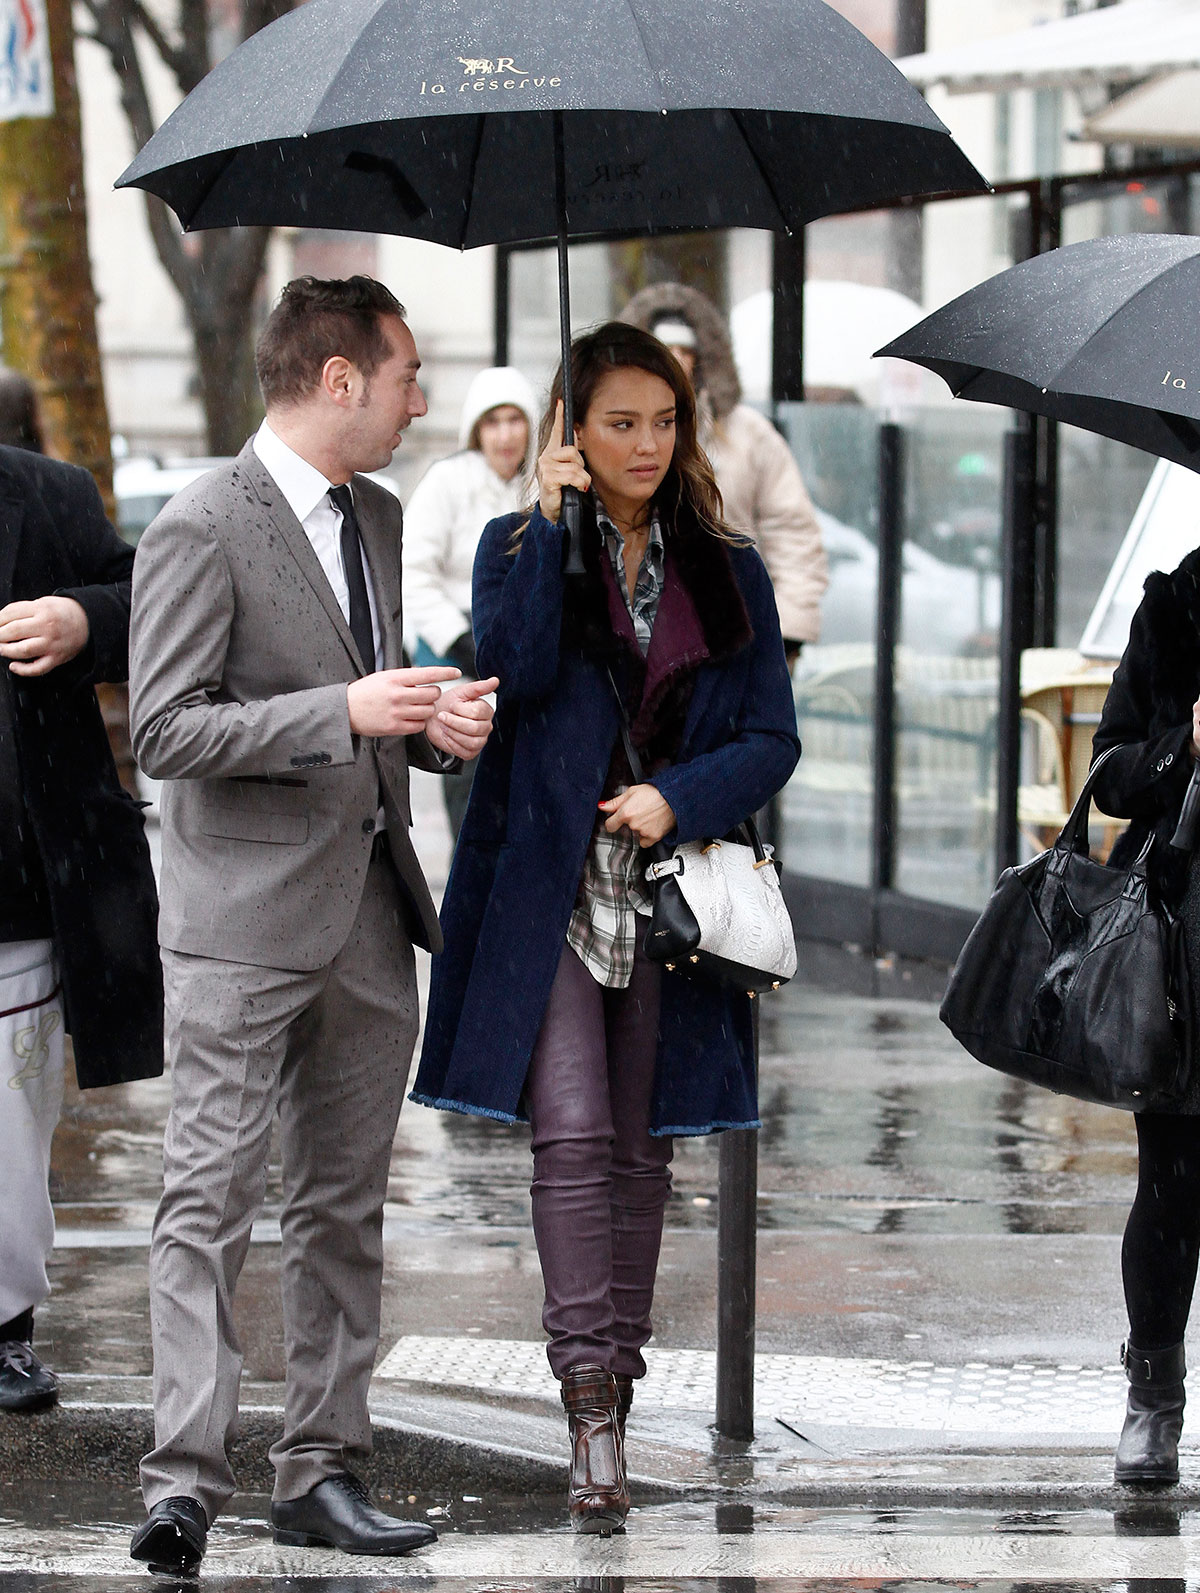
[412,323,800,1531]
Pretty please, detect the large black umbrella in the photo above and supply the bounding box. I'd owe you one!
[117,0,985,564]
[877,232,1200,472]
[879,231,1200,858]
[117,0,982,244]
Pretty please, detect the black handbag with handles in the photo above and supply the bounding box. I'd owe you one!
[940,746,1194,1111]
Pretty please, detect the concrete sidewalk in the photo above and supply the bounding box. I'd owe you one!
[8,769,1175,1509]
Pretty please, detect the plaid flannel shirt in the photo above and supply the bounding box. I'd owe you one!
[566,505,664,989]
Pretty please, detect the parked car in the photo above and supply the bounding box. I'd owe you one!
[817,510,1000,657]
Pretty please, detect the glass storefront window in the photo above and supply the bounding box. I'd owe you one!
[1062,171,1200,249]
[503,230,769,402]
[776,404,1010,910]
[1057,427,1157,651]
[776,403,880,889]
[894,407,1009,910]
[507,240,614,396]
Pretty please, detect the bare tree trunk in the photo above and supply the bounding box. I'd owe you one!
[0,0,113,496]
[0,0,135,785]
[80,0,294,455]
[188,229,271,454]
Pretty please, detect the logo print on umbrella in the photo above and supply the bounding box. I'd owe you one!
[458,57,532,77]
[420,57,559,95]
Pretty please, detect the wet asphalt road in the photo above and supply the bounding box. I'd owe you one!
[4,772,1159,1589]
[6,1485,1200,1592]
[39,939,1141,1382]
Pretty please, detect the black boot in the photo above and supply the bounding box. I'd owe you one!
[1115,1340,1186,1486]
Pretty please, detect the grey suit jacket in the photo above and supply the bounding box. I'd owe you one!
[129,441,447,970]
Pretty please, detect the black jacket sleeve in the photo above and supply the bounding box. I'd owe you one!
[48,462,134,684]
[1091,596,1194,823]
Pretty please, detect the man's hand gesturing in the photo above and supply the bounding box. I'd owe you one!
[347,665,461,737]
[425,676,500,762]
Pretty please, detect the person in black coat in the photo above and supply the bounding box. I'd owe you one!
[0,434,162,1412]
[1092,545,1200,1486]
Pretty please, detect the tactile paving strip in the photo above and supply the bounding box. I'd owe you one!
[375,1335,1131,1434]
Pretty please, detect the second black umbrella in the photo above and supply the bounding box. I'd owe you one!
[877,232,1200,472]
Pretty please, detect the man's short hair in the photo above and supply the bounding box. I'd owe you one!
[255,276,407,409]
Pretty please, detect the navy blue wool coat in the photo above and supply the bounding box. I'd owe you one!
[411,501,801,1136]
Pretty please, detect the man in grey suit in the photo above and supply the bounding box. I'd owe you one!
[127,277,497,1574]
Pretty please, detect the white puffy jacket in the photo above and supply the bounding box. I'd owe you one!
[402,367,536,659]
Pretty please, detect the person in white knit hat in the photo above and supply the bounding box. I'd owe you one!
[403,365,537,839]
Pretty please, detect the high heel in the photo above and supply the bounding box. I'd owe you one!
[561,1365,628,1535]
[1115,1340,1186,1486]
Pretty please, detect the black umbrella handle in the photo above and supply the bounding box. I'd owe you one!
[562,487,585,576]
[1171,759,1200,851]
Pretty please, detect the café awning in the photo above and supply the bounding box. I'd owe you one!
[1083,68,1200,145]
[896,0,1200,95]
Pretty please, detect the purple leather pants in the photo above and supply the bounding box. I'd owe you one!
[524,941,673,1379]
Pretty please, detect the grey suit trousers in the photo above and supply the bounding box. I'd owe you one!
[139,856,418,1521]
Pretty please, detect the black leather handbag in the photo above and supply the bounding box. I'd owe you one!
[940,746,1193,1111]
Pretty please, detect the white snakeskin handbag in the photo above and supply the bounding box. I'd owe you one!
[643,825,798,994]
[605,667,796,996]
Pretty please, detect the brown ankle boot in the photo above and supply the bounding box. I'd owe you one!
[560,1365,628,1534]
[614,1373,634,1440]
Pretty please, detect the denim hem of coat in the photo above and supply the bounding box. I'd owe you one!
[407,1090,525,1125]
[656,1117,762,1137]
[407,1090,759,1138]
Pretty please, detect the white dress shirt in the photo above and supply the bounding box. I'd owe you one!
[253,421,383,673]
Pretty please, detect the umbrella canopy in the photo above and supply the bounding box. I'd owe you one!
[877,233,1200,472]
[116,0,984,245]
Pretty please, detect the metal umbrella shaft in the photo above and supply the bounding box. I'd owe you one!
[553,110,586,577]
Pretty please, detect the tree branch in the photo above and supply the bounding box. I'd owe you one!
[124,0,195,87]
[241,0,297,43]
[81,0,301,450]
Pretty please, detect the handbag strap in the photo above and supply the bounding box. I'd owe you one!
[606,666,647,785]
[1058,743,1120,855]
[603,666,769,864]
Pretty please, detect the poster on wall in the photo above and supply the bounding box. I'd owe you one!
[0,0,53,121]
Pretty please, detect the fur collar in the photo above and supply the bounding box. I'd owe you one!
[562,493,752,670]
[1140,546,1200,714]
[561,493,753,767]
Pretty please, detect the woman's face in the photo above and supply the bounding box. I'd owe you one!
[477,404,530,482]
[574,366,677,513]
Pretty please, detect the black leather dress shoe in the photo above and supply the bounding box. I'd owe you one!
[0,1339,59,1413]
[129,1496,207,1574]
[271,1472,437,1555]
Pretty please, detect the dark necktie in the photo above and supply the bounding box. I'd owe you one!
[328,485,375,671]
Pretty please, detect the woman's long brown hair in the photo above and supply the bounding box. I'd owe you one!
[513,321,741,547]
